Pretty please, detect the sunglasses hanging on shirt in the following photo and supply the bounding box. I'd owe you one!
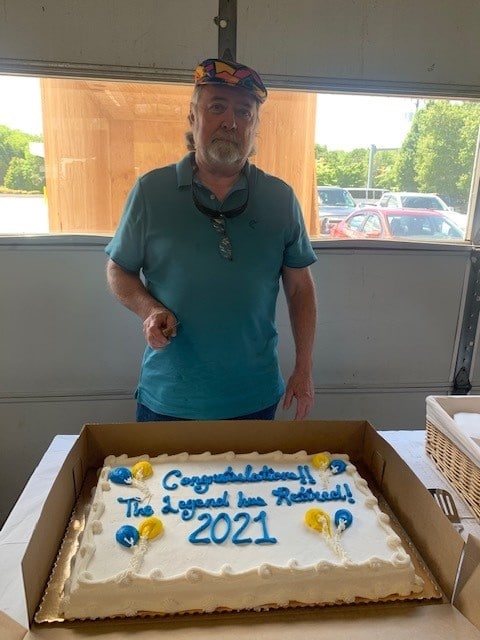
[191,160,256,261]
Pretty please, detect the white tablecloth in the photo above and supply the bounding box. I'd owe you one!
[0,431,478,628]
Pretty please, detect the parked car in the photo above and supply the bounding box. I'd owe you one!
[318,186,356,234]
[377,191,467,231]
[347,187,386,206]
[330,207,464,241]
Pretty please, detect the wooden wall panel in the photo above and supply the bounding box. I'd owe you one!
[41,80,113,233]
[41,80,318,235]
[255,90,319,236]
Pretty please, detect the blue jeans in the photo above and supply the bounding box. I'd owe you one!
[136,402,278,422]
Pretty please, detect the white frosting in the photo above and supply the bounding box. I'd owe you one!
[60,451,423,619]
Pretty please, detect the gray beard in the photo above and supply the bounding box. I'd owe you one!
[205,139,244,167]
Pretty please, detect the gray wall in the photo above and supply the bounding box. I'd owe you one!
[238,0,480,95]
[1,1,480,96]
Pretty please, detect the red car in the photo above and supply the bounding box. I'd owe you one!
[329,207,464,240]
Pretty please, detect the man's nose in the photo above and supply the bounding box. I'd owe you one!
[221,106,237,129]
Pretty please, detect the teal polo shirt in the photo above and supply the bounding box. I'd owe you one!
[105,153,317,419]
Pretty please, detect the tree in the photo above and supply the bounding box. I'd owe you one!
[315,145,368,186]
[0,124,43,190]
[393,114,422,192]
[372,149,400,190]
[392,100,480,207]
[4,152,44,191]
[458,104,480,196]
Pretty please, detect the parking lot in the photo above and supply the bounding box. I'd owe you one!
[0,195,49,234]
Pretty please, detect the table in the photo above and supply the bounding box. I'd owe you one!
[0,431,478,628]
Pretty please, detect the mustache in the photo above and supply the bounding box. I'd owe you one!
[211,134,240,144]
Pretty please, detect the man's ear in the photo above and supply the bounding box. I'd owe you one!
[188,108,195,125]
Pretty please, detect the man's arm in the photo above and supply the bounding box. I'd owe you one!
[106,259,178,349]
[281,265,317,420]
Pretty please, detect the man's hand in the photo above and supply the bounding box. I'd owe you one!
[106,260,179,350]
[283,368,314,420]
[143,309,179,349]
[281,265,316,420]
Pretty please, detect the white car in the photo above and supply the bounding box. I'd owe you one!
[377,191,467,231]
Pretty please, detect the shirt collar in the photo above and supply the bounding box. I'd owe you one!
[176,153,195,188]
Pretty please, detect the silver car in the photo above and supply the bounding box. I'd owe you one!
[318,186,357,234]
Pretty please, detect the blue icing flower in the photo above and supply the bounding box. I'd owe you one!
[116,525,139,548]
[108,467,133,485]
[334,509,353,530]
[329,459,347,475]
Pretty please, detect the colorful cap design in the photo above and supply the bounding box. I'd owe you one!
[194,58,268,103]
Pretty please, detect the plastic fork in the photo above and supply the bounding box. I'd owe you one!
[162,321,180,338]
[428,488,464,533]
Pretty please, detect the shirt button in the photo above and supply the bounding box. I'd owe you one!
[210,194,215,200]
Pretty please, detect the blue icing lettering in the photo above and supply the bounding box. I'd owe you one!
[272,483,353,506]
[343,482,355,504]
[302,464,317,484]
[180,473,213,494]
[161,464,310,495]
[162,469,181,491]
[237,491,267,508]
[180,491,229,521]
[161,495,179,515]
[117,496,154,517]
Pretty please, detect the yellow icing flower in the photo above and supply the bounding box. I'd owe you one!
[138,516,164,540]
[305,508,332,537]
[311,452,331,470]
[132,460,153,480]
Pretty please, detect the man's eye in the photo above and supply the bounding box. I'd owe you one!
[208,103,226,114]
[236,108,253,120]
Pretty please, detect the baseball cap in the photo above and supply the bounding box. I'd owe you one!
[194,58,267,103]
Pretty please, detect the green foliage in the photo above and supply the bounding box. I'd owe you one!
[373,149,400,190]
[392,116,421,192]
[316,144,401,190]
[4,152,45,191]
[315,145,368,186]
[392,100,480,207]
[0,124,43,191]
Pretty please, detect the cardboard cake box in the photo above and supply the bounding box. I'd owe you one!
[2,419,480,639]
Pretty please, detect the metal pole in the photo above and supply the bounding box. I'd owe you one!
[216,0,237,61]
[366,144,376,195]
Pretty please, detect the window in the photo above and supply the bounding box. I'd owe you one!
[345,213,367,231]
[363,215,382,235]
[401,195,448,210]
[0,75,479,243]
[0,76,319,237]
[315,93,480,242]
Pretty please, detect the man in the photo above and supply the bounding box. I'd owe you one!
[105,58,317,422]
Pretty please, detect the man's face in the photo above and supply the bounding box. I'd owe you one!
[189,84,259,169]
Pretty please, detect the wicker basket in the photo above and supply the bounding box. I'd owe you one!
[425,395,480,520]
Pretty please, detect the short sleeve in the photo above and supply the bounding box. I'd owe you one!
[283,190,317,268]
[105,179,147,273]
